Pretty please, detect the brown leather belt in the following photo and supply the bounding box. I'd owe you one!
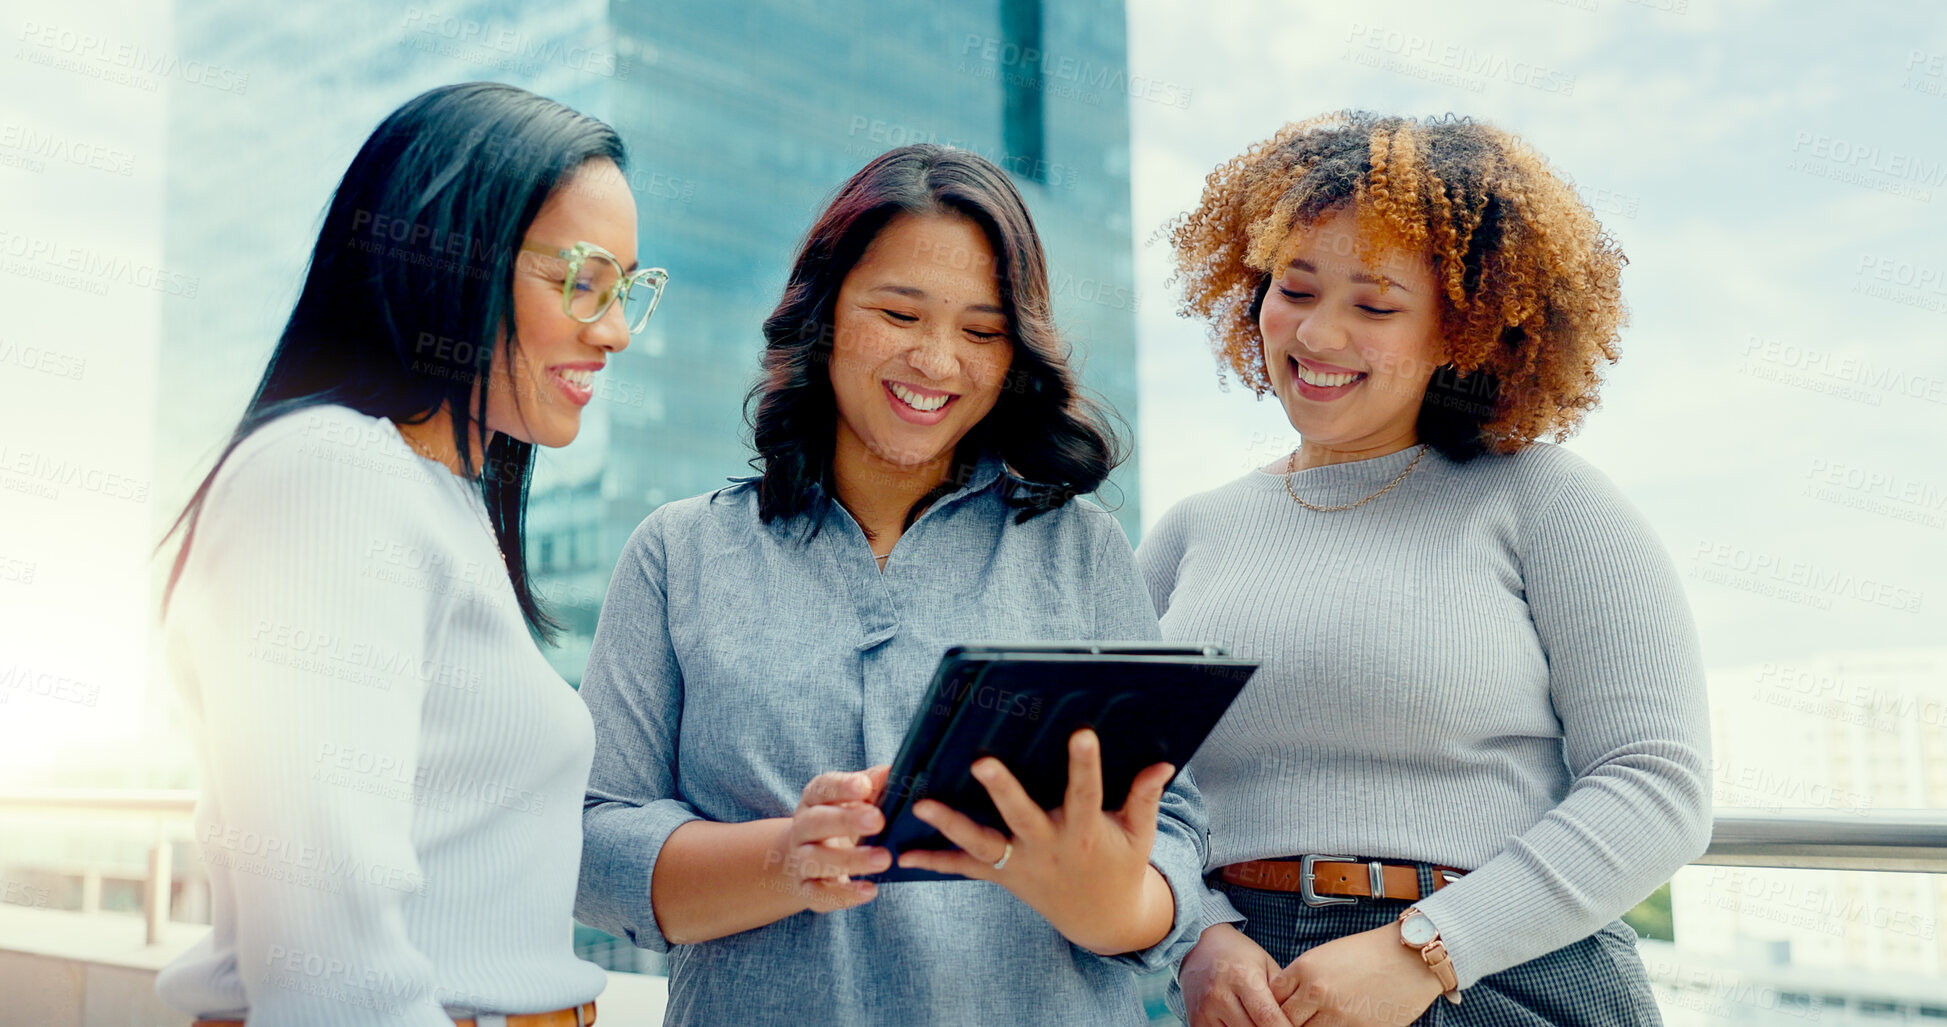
[1221,855,1465,905]
[196,1001,595,1027]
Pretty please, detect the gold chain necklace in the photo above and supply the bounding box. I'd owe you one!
[397,427,507,565]
[1283,444,1428,513]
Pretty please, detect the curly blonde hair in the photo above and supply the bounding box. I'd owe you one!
[1168,111,1626,456]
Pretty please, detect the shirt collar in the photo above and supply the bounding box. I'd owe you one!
[730,451,1010,533]
[728,452,1007,501]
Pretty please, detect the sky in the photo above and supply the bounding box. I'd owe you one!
[1124,0,1947,670]
[0,0,1943,774]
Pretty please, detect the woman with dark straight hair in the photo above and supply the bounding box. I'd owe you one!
[574,144,1211,1024]
[156,81,668,1026]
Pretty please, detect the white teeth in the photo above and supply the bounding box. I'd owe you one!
[555,368,594,389]
[1293,362,1363,388]
[889,382,950,412]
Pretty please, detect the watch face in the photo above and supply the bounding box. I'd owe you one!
[1401,913,1439,946]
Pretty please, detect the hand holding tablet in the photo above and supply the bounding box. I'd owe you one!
[866,642,1258,884]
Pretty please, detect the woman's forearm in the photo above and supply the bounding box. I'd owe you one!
[1076,864,1176,956]
[650,817,808,945]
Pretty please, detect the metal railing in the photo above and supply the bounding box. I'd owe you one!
[0,788,198,945]
[1,793,1944,952]
[1696,808,1947,874]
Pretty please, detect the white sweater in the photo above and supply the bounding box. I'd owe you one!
[156,404,606,1025]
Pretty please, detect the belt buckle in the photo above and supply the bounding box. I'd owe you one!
[1299,854,1358,907]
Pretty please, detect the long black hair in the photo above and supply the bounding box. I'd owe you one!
[160,81,627,641]
[745,144,1124,533]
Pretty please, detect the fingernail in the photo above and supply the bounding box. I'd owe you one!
[973,760,994,780]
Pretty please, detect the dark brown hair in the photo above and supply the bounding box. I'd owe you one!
[1170,111,1627,460]
[744,144,1123,531]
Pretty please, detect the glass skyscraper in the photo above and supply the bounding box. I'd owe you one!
[158,1,612,532]
[159,1,1142,684]
[156,2,1160,1013]
[528,0,1144,679]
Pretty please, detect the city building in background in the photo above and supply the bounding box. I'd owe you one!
[154,0,1143,685]
[528,0,1144,680]
[155,0,612,532]
[6,0,1947,1023]
[1655,651,1947,1023]
[136,0,1144,993]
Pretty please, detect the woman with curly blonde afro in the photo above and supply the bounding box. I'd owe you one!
[1138,111,1711,1027]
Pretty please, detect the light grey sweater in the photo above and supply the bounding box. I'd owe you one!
[157,405,606,1025]
[1135,442,1712,988]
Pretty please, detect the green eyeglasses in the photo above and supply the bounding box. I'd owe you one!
[520,240,670,333]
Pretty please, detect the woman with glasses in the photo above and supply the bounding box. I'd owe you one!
[573,144,1211,1024]
[156,81,665,1027]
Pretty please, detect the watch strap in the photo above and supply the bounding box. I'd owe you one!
[1397,908,1463,1005]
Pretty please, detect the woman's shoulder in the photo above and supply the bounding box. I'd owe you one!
[226,402,374,461]
[1450,442,1647,546]
[204,404,454,531]
[1139,471,1266,547]
[1020,495,1140,565]
[621,477,764,552]
[1445,441,1618,503]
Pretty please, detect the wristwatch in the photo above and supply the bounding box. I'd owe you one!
[1397,907,1462,1005]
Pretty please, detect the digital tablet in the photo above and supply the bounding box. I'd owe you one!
[865,641,1257,883]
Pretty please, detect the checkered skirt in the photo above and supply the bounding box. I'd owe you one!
[1194,865,1662,1027]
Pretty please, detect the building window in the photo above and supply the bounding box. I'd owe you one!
[1000,0,1045,184]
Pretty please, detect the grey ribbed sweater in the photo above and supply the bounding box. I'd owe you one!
[1135,442,1713,988]
[157,405,606,1024]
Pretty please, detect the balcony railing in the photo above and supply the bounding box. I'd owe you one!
[0,788,197,944]
[1693,808,1947,874]
[3,793,1944,1021]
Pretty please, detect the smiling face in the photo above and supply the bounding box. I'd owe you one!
[827,211,1015,475]
[487,157,639,449]
[1258,205,1446,462]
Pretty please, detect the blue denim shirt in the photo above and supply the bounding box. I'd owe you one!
[574,456,1211,1026]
